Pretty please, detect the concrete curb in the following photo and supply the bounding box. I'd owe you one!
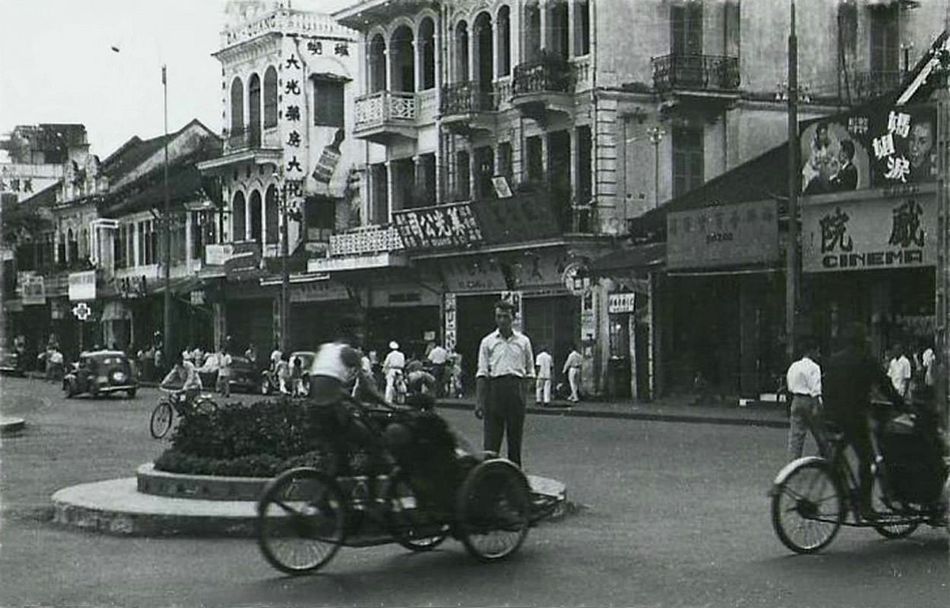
[51,471,570,537]
[0,416,26,435]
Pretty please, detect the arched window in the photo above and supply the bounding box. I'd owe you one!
[67,228,78,263]
[265,185,279,244]
[369,34,387,92]
[230,77,244,135]
[390,26,415,92]
[249,190,263,244]
[524,1,541,62]
[248,73,261,146]
[232,191,246,242]
[498,6,511,76]
[474,12,493,87]
[263,66,278,128]
[419,17,436,90]
[455,21,470,82]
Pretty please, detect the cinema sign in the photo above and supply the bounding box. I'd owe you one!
[802,191,936,273]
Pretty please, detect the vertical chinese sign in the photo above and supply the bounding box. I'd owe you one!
[444,293,457,352]
[281,43,306,203]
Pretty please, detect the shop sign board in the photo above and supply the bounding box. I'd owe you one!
[608,292,637,314]
[289,280,349,303]
[68,270,96,301]
[802,192,936,272]
[444,293,457,352]
[392,202,484,251]
[472,194,561,244]
[799,104,936,194]
[17,272,45,305]
[205,244,235,266]
[667,200,779,270]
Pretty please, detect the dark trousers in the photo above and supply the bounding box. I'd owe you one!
[838,418,875,511]
[484,376,526,466]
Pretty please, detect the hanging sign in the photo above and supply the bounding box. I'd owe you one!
[281,43,307,202]
[608,293,637,314]
[68,270,96,301]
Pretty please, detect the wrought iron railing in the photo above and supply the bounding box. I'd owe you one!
[440,81,498,115]
[329,225,404,257]
[512,57,575,96]
[354,91,417,131]
[651,54,740,93]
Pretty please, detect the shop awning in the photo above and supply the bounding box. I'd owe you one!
[589,242,666,274]
[150,274,207,295]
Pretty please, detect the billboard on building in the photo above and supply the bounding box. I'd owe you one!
[68,270,96,301]
[799,104,936,195]
[17,272,45,305]
[666,200,779,270]
[802,191,936,273]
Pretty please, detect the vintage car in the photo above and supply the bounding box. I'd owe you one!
[0,347,23,376]
[227,355,261,393]
[63,350,138,398]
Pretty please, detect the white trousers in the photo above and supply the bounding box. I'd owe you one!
[568,367,580,400]
[535,377,551,404]
[385,369,402,402]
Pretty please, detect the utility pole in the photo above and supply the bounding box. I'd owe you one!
[274,172,291,354]
[162,64,173,368]
[786,1,799,364]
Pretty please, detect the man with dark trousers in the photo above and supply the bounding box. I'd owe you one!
[823,322,904,520]
[475,300,535,467]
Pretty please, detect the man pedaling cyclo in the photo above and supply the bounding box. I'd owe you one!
[160,350,203,406]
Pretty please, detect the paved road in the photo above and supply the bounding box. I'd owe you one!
[1,376,946,608]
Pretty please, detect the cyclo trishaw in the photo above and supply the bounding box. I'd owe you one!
[256,394,538,574]
[770,399,949,554]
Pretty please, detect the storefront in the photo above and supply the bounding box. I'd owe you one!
[801,185,936,360]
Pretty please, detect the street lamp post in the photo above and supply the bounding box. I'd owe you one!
[786,1,800,364]
[648,126,665,209]
[274,174,295,354]
[162,64,173,368]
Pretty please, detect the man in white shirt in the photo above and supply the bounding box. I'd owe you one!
[215,347,232,398]
[427,342,449,397]
[786,338,822,460]
[534,346,554,406]
[475,300,534,467]
[562,346,584,403]
[886,344,912,398]
[383,341,406,403]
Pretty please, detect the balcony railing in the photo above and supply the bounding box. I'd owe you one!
[441,81,498,115]
[512,57,575,96]
[354,91,417,131]
[329,225,404,257]
[652,54,740,93]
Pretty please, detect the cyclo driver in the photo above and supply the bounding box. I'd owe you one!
[160,351,203,406]
[822,323,904,520]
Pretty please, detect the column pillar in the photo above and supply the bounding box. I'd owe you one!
[567,0,576,59]
[244,195,252,241]
[539,3,547,51]
[385,160,395,220]
[468,22,476,83]
[185,211,193,263]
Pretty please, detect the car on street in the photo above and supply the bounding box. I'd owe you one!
[228,355,260,393]
[0,347,23,376]
[63,350,138,398]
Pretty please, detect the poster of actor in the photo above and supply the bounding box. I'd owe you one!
[800,119,869,195]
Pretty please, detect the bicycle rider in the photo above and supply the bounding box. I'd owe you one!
[160,350,203,406]
[822,322,905,520]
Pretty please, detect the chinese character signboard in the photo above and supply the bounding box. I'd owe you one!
[608,292,637,314]
[802,193,936,272]
[666,200,779,270]
[281,41,307,200]
[444,293,457,352]
[17,272,45,305]
[68,270,96,301]
[393,202,484,251]
[472,194,561,244]
[799,104,935,195]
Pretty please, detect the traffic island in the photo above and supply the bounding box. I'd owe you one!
[51,464,570,537]
[0,416,26,435]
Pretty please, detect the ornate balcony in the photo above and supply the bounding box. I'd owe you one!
[440,82,498,135]
[511,57,576,123]
[353,91,418,144]
[651,54,740,109]
[200,126,281,174]
[308,225,407,273]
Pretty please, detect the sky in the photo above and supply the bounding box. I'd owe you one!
[0,0,356,161]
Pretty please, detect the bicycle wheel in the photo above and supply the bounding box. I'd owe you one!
[257,468,346,575]
[149,402,174,439]
[386,474,450,552]
[771,460,844,554]
[456,459,530,562]
[194,397,218,415]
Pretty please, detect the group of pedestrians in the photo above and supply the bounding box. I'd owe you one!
[532,344,584,407]
[785,328,940,519]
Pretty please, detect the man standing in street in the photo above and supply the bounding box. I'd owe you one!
[886,344,912,399]
[535,345,553,407]
[427,341,449,397]
[475,300,534,467]
[785,337,822,460]
[216,346,232,398]
[383,341,406,403]
[563,344,583,403]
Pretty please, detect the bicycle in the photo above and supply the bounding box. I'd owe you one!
[149,388,219,439]
[256,395,533,575]
[770,402,948,554]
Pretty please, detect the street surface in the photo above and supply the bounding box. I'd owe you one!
[0,376,946,608]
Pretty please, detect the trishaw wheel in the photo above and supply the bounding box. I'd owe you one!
[873,520,919,539]
[149,402,174,439]
[771,460,843,554]
[456,459,530,562]
[871,479,919,539]
[257,467,345,575]
[386,474,450,552]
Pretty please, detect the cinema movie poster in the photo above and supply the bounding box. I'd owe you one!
[799,104,936,195]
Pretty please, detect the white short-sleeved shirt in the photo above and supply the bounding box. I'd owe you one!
[383,350,405,371]
[535,351,554,379]
[428,345,448,365]
[476,330,534,379]
[786,356,821,397]
[887,355,912,395]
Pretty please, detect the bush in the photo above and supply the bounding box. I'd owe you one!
[154,448,336,478]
